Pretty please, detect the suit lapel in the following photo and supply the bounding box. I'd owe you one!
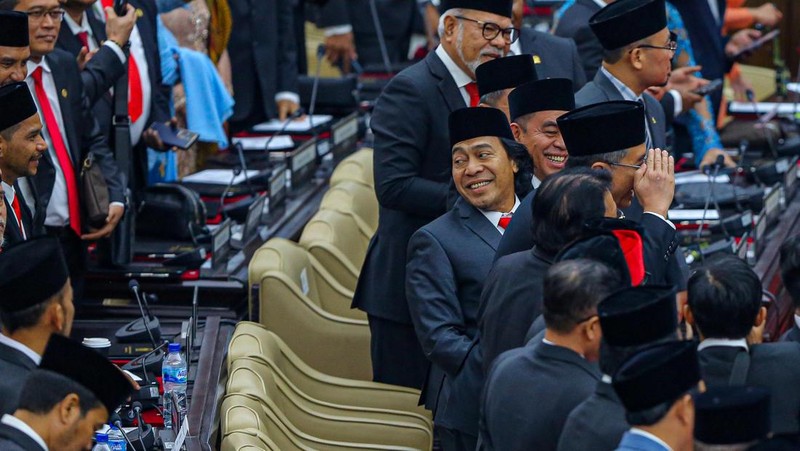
[2,197,23,243]
[56,25,83,56]
[0,423,46,451]
[427,52,467,113]
[458,198,502,251]
[520,28,536,55]
[47,55,80,166]
[87,11,107,42]
[593,70,624,101]
[0,342,37,371]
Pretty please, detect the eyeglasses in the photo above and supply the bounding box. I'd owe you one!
[454,15,519,44]
[630,31,678,54]
[609,151,648,170]
[25,8,65,22]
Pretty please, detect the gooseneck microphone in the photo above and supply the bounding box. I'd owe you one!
[110,412,136,451]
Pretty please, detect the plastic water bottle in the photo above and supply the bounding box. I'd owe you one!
[162,342,188,430]
[93,433,112,451]
[107,427,126,451]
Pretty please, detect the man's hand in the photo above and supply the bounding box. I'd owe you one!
[277,99,301,121]
[750,3,783,27]
[81,203,125,240]
[699,148,736,169]
[324,32,357,73]
[725,29,762,59]
[634,148,675,218]
[105,4,136,47]
[76,47,98,71]
[663,66,707,112]
[142,118,179,151]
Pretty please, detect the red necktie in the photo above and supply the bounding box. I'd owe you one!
[465,82,480,107]
[99,0,143,122]
[31,66,82,236]
[11,193,23,234]
[76,31,89,49]
[498,213,512,230]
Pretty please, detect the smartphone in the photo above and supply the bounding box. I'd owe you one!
[149,122,199,150]
[731,29,780,60]
[692,79,723,96]
[113,0,127,16]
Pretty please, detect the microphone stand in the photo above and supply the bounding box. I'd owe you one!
[219,166,242,221]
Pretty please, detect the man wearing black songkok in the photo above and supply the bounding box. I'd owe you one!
[0,11,29,87]
[475,53,537,120]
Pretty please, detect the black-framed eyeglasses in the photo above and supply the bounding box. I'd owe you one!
[575,313,598,324]
[25,8,65,22]
[609,151,648,170]
[454,15,520,44]
[630,31,678,54]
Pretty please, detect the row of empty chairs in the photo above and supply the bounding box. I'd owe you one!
[228,149,433,449]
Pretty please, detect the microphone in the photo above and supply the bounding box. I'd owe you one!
[368,0,392,74]
[131,401,155,451]
[110,412,136,451]
[696,155,726,247]
[262,107,305,154]
[219,166,243,221]
[115,280,161,347]
[747,89,779,159]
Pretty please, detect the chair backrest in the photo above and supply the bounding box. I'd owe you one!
[220,428,282,451]
[330,149,374,189]
[299,210,368,292]
[320,181,378,237]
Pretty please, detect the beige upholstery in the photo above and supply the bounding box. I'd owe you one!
[250,239,371,380]
[330,148,374,189]
[221,394,419,451]
[226,358,432,449]
[299,209,368,292]
[221,428,281,451]
[228,322,431,421]
[319,181,378,238]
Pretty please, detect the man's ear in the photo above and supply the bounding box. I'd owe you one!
[585,316,601,342]
[754,306,767,328]
[57,393,82,425]
[45,299,65,333]
[443,14,458,39]
[510,122,523,142]
[591,161,611,172]
[674,393,694,426]
[629,47,644,70]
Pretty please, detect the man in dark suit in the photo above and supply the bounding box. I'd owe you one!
[0,82,44,247]
[557,285,680,451]
[0,238,73,415]
[228,0,301,131]
[0,11,29,87]
[0,334,134,451]
[479,259,613,450]
[686,255,800,437]
[779,235,800,343]
[475,53,537,120]
[406,107,525,450]
[553,0,605,81]
[58,0,172,197]
[8,0,127,300]
[612,341,701,451]
[358,0,513,389]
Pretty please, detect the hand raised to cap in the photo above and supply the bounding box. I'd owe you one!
[634,148,675,218]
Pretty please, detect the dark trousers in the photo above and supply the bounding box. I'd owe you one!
[45,226,86,302]
[367,314,427,389]
[437,425,478,451]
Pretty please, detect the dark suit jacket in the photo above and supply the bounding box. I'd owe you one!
[355,50,463,325]
[0,341,37,415]
[781,323,800,343]
[31,49,125,232]
[699,343,800,436]
[228,0,299,125]
[557,380,628,451]
[0,423,45,451]
[2,188,34,247]
[406,198,500,422]
[479,341,601,450]
[493,187,535,260]
[576,69,667,150]
[519,28,586,90]
[553,0,603,82]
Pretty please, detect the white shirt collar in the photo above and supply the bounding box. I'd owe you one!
[794,314,800,331]
[542,338,555,346]
[531,175,542,189]
[63,11,90,36]
[697,337,749,352]
[509,39,522,57]
[593,0,608,8]
[0,334,41,365]
[629,428,672,451]
[435,45,474,89]
[2,182,14,206]
[600,66,642,102]
[26,56,51,78]
[479,196,520,234]
[1,414,49,450]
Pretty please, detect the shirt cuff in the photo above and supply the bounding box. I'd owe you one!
[103,41,127,64]
[324,25,353,37]
[110,201,126,209]
[669,89,682,116]
[275,92,300,105]
[644,211,676,230]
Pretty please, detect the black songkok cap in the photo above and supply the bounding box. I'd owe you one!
[476,54,538,97]
[0,82,38,132]
[599,285,678,347]
[0,11,29,47]
[0,237,68,313]
[449,107,514,149]
[589,0,667,50]
[509,78,575,121]
[557,100,645,157]
[695,386,771,445]
[441,0,513,17]
[40,334,135,414]
[613,341,700,414]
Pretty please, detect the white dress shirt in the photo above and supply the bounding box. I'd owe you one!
[531,175,542,189]
[629,428,672,451]
[0,334,41,365]
[2,182,25,239]
[479,196,520,234]
[1,415,48,450]
[707,0,721,24]
[435,44,474,106]
[697,337,749,352]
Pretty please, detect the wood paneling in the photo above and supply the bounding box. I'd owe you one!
[735,0,799,79]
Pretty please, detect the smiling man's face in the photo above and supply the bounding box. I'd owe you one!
[452,135,518,213]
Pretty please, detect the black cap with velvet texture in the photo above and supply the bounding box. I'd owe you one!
[0,11,29,47]
[0,82,38,132]
[589,0,667,51]
[508,78,575,121]
[556,100,645,157]
[441,0,513,17]
[476,54,538,97]
[599,285,678,347]
[449,107,514,149]
[0,237,68,313]
[695,386,771,445]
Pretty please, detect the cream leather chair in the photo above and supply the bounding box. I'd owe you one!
[226,357,433,449]
[299,209,368,292]
[319,181,378,239]
[221,428,281,451]
[228,322,430,421]
[220,393,419,451]
[330,148,374,189]
[249,238,371,380]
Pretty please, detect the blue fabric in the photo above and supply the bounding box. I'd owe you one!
[666,2,723,165]
[554,0,577,24]
[615,431,671,451]
[149,17,179,184]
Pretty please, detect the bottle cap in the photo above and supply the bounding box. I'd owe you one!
[96,433,108,442]
[168,343,181,353]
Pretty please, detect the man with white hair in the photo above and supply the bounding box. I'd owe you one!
[355,0,515,389]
